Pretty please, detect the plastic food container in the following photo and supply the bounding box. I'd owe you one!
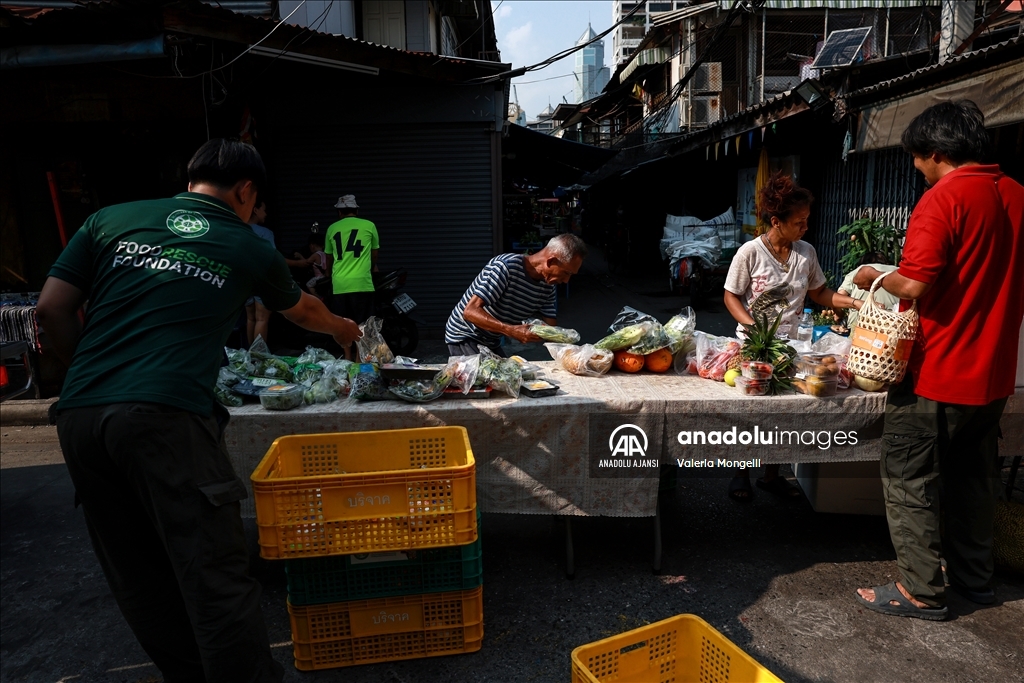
[795,353,843,378]
[793,374,839,397]
[521,380,559,398]
[740,360,774,380]
[259,383,304,410]
[735,376,770,396]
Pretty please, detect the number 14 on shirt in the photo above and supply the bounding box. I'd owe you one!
[332,231,364,259]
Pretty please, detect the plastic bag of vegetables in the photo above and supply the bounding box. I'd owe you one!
[628,323,672,355]
[594,322,652,351]
[253,356,294,382]
[296,346,335,365]
[225,348,254,376]
[477,347,522,398]
[356,316,395,365]
[388,367,455,403]
[664,307,697,354]
[444,355,480,394]
[608,306,659,331]
[214,382,243,407]
[525,318,581,344]
[347,363,394,401]
[293,363,324,386]
[304,377,339,404]
[546,343,613,377]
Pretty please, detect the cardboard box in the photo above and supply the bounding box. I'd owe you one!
[794,461,885,516]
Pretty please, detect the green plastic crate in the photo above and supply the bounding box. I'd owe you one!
[286,517,482,605]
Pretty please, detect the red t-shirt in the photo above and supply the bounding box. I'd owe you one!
[897,165,1024,405]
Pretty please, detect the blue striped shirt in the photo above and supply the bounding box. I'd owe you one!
[445,253,557,346]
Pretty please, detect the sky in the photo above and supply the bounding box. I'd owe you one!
[491,1,614,122]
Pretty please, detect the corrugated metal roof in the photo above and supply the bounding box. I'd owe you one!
[844,36,1023,103]
[1,0,510,79]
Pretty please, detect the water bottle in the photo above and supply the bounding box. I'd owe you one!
[797,308,814,342]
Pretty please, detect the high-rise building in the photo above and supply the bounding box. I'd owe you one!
[573,24,610,103]
[612,1,692,65]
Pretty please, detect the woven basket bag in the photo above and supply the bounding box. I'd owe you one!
[847,273,919,384]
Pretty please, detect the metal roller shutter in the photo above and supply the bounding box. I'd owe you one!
[273,123,498,331]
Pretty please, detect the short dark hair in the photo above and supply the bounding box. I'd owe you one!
[859,251,890,267]
[309,232,324,247]
[187,139,267,192]
[901,100,990,164]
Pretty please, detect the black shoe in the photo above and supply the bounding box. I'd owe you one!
[948,581,995,605]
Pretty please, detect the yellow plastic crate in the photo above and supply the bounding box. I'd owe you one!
[288,586,484,670]
[251,427,477,559]
[571,614,782,683]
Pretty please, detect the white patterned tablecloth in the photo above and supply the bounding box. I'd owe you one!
[226,362,1023,518]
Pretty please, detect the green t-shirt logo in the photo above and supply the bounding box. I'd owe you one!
[166,210,211,238]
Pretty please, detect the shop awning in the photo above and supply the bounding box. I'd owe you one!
[856,59,1024,152]
[503,123,618,189]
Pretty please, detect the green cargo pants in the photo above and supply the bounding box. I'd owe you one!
[880,377,1006,608]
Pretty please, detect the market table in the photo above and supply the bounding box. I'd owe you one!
[225,361,1024,512]
[225,362,1023,573]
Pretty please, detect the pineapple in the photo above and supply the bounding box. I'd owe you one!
[727,355,743,372]
[741,310,797,394]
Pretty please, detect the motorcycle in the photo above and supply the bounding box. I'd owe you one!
[373,269,419,356]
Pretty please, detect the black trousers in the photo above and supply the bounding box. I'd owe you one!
[447,340,505,357]
[880,378,1006,607]
[56,403,283,683]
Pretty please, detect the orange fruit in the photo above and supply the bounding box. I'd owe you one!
[644,348,674,373]
[614,350,645,373]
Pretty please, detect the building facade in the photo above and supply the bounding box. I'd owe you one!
[574,24,611,103]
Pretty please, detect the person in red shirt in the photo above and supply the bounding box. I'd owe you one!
[853,100,1024,620]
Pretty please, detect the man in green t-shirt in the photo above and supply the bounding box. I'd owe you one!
[324,194,379,357]
[36,140,361,683]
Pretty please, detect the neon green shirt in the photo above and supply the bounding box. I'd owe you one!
[48,193,301,415]
[324,216,379,294]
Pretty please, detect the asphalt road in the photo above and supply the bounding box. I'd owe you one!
[3,425,1022,683]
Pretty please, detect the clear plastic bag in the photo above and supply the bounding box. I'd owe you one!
[293,363,324,386]
[347,363,393,401]
[594,322,652,351]
[628,322,672,355]
[477,347,522,398]
[445,355,480,395]
[356,316,395,365]
[214,382,243,407]
[218,366,242,386]
[296,346,335,365]
[546,343,614,377]
[694,332,742,381]
[811,332,852,357]
[303,360,353,404]
[388,367,455,403]
[608,307,659,332]
[525,319,581,344]
[225,347,254,376]
[664,307,697,354]
[508,355,542,380]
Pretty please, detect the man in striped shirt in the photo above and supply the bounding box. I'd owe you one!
[446,234,587,356]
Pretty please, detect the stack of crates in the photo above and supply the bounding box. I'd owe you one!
[250,426,482,671]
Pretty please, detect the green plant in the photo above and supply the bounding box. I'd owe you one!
[740,311,797,395]
[837,217,905,275]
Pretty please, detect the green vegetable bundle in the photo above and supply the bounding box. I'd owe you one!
[629,323,671,355]
[477,347,522,398]
[594,322,650,351]
[296,346,335,365]
[389,367,454,403]
[526,319,581,344]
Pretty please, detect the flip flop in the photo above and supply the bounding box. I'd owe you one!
[855,582,948,621]
[756,476,803,499]
[728,475,753,503]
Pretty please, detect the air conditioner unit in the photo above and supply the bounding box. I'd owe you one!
[691,62,722,93]
[689,95,721,127]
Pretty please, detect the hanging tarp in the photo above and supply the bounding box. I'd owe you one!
[856,60,1024,152]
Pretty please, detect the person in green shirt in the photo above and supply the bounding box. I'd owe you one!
[838,253,899,329]
[324,194,379,357]
[36,139,361,683]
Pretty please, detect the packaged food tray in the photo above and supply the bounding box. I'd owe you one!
[571,614,782,683]
[289,586,484,670]
[251,427,477,559]
[286,513,483,604]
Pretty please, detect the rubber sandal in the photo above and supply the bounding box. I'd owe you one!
[728,475,753,503]
[756,476,803,499]
[855,582,948,621]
